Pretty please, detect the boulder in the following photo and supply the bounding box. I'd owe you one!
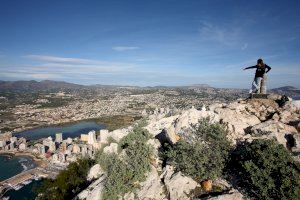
[103,143,118,154]
[146,115,179,137]
[122,192,135,200]
[136,165,166,200]
[161,165,198,200]
[283,100,300,113]
[163,125,181,144]
[77,174,106,200]
[109,127,132,142]
[268,93,282,102]
[87,164,103,181]
[173,108,220,133]
[163,108,220,144]
[215,107,261,143]
[279,110,293,123]
[250,120,298,147]
[205,189,243,200]
[291,133,300,153]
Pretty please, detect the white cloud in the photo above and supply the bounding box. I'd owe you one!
[24,55,106,65]
[112,46,140,51]
[23,54,135,72]
[0,72,63,79]
[199,21,242,46]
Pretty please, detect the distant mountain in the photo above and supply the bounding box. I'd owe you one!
[271,86,299,91]
[189,84,212,88]
[0,80,85,92]
[270,86,300,98]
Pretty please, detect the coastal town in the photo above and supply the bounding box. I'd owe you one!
[0,86,247,133]
[0,84,249,198]
[0,128,114,194]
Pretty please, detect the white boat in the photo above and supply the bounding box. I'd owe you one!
[22,179,32,185]
[13,184,23,190]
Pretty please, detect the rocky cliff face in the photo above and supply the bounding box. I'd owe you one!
[77,94,300,200]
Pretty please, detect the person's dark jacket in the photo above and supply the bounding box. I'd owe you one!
[245,64,271,78]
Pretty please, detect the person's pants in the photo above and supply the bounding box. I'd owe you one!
[251,77,262,93]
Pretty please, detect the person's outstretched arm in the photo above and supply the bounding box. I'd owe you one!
[243,65,257,70]
[265,64,271,73]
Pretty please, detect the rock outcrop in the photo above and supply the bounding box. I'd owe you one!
[79,96,299,200]
[161,165,198,200]
[204,189,243,200]
[87,164,104,181]
[137,165,166,200]
[77,173,106,200]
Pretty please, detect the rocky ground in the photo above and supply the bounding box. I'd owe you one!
[76,94,300,200]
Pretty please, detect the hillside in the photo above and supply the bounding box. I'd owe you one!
[0,80,84,92]
[271,86,300,98]
[36,94,300,200]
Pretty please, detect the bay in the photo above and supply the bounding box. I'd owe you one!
[13,121,106,140]
[0,155,36,181]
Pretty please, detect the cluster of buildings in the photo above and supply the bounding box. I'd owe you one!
[0,129,111,166]
[0,132,27,152]
[0,87,239,133]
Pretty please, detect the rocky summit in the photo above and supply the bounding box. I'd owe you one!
[77,94,300,200]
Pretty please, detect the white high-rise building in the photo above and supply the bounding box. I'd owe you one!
[55,133,63,143]
[88,130,97,145]
[49,141,56,152]
[43,137,53,147]
[39,145,46,155]
[10,137,17,143]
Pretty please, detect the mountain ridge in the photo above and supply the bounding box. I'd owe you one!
[1,80,299,92]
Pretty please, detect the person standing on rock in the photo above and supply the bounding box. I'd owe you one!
[243,58,271,94]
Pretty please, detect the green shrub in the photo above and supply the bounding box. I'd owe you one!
[96,123,153,199]
[36,158,94,200]
[231,139,300,200]
[162,118,230,180]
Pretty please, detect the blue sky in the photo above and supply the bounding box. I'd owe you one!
[0,0,299,88]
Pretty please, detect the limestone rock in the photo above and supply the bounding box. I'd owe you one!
[103,142,118,154]
[161,165,198,200]
[163,108,220,144]
[109,127,132,142]
[250,120,298,147]
[87,164,103,181]
[174,108,219,132]
[137,165,166,200]
[205,189,243,200]
[208,103,224,112]
[146,115,179,137]
[122,192,135,200]
[283,100,300,113]
[215,106,261,143]
[147,139,162,168]
[291,133,300,153]
[77,174,106,200]
[268,93,283,102]
[163,125,181,144]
